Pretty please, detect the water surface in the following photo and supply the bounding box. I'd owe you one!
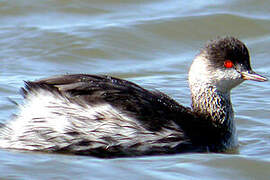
[1,0,270,179]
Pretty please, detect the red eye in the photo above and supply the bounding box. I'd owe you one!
[224,60,234,68]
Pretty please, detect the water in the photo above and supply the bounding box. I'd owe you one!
[1,0,270,179]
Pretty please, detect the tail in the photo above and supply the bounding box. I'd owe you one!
[0,122,5,137]
[0,122,11,137]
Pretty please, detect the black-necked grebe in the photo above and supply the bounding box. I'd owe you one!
[0,37,267,158]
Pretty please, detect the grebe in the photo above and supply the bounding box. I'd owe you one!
[0,37,267,158]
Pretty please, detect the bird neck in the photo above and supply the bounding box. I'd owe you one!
[189,84,239,151]
[190,84,234,128]
[188,54,235,129]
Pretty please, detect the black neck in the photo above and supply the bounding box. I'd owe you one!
[176,86,236,151]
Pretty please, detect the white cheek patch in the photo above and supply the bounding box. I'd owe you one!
[189,54,244,93]
[211,68,244,92]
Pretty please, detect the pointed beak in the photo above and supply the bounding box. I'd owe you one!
[241,71,268,82]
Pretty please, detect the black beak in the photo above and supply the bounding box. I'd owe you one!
[241,71,268,82]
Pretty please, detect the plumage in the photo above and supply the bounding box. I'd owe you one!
[0,37,267,158]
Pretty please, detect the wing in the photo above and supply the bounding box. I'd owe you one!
[23,74,193,132]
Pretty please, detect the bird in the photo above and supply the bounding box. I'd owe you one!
[0,36,267,158]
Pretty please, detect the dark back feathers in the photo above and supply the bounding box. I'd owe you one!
[23,74,192,132]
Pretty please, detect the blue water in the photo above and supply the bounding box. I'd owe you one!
[1,0,270,179]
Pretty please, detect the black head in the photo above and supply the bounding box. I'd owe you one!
[204,37,250,69]
[203,36,267,82]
